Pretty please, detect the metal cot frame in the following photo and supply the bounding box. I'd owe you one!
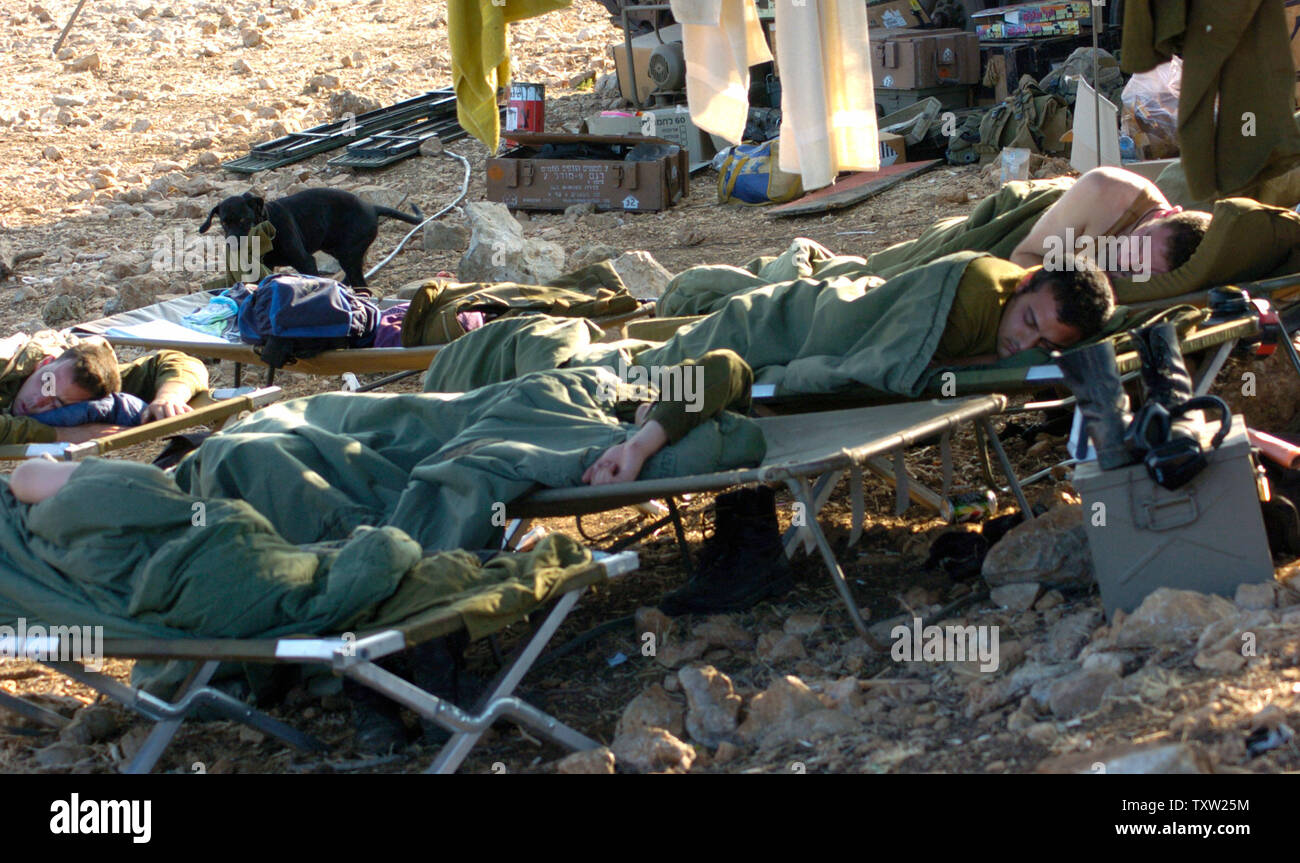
[0,552,640,775]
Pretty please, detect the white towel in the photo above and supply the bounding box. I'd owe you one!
[775,0,879,191]
[670,0,772,144]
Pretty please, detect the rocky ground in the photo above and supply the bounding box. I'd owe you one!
[2,0,1300,775]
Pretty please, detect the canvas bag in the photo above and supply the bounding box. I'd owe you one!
[716,141,804,205]
[236,274,380,368]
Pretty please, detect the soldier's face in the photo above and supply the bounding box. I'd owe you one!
[12,359,94,416]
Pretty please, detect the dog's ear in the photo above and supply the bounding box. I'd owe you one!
[198,205,220,233]
[248,195,268,224]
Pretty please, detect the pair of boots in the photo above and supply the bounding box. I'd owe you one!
[347,631,475,754]
[659,485,794,616]
[1056,322,1229,489]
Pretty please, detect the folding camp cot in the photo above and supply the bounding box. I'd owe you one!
[0,550,641,775]
[742,315,1264,412]
[73,291,652,390]
[0,387,283,462]
[631,271,1300,415]
[0,398,1023,773]
[508,395,1026,644]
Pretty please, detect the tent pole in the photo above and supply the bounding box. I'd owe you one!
[1092,2,1102,166]
[53,0,89,57]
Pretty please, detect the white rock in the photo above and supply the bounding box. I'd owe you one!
[313,252,341,275]
[422,221,468,252]
[458,201,564,284]
[677,665,742,748]
[1235,582,1278,610]
[554,747,615,774]
[611,250,673,300]
[1114,588,1239,648]
[737,675,825,744]
[1047,667,1118,718]
[609,727,695,773]
[1039,742,1212,774]
[615,684,684,739]
[990,583,1041,611]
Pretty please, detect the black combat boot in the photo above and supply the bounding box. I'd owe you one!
[345,677,409,755]
[659,486,793,616]
[657,488,744,613]
[409,631,473,746]
[1054,341,1137,470]
[1126,321,1232,489]
[1130,322,1195,409]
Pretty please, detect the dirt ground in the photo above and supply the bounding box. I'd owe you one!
[2,0,1299,775]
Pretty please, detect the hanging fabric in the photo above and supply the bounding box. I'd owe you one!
[670,0,774,144]
[774,0,880,191]
[448,0,571,152]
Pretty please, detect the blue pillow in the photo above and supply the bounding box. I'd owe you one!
[30,393,150,427]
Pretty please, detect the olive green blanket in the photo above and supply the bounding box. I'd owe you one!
[0,367,765,646]
[425,251,981,397]
[656,179,1072,318]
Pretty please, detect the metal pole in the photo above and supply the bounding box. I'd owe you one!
[1092,2,1102,166]
[52,0,89,57]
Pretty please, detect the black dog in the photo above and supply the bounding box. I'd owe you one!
[199,188,423,287]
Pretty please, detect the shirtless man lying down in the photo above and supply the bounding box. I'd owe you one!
[1010,166,1212,280]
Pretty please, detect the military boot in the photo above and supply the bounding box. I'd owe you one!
[659,486,793,616]
[657,488,744,614]
[1055,341,1137,470]
[345,678,408,754]
[410,631,475,746]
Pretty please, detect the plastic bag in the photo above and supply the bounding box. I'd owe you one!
[1000,148,1032,184]
[1121,57,1182,160]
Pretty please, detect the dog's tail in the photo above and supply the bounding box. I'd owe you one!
[374,204,425,226]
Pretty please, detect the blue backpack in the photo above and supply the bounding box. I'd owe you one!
[235,274,380,368]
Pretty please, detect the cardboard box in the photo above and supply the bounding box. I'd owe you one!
[582,108,720,169]
[972,2,1093,40]
[879,132,907,167]
[972,2,1092,25]
[871,28,981,89]
[485,133,689,213]
[1073,417,1274,619]
[975,19,1081,40]
[867,0,930,30]
[609,24,684,105]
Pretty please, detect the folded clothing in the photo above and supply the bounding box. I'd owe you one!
[30,393,149,428]
[181,292,241,339]
[371,302,409,349]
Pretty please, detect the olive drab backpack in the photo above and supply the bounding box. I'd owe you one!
[975,76,1072,164]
